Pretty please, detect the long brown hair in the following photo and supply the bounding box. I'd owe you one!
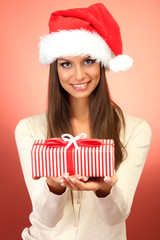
[47,61,126,170]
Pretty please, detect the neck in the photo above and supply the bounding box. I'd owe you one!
[69,97,89,122]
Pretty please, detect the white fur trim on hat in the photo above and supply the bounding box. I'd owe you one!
[39,30,133,72]
[108,55,133,73]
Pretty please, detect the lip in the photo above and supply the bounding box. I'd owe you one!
[71,81,91,91]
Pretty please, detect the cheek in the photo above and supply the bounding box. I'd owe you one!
[92,66,100,82]
[57,69,69,86]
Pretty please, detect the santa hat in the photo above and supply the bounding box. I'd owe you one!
[39,3,133,73]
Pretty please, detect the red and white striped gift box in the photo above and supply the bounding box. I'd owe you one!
[31,135,115,178]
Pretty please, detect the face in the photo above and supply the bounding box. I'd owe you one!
[57,56,100,101]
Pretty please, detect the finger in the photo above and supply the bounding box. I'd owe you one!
[59,179,67,187]
[69,177,101,191]
[63,176,81,190]
[70,174,88,182]
[48,173,69,183]
[104,176,112,183]
[72,174,83,180]
[80,176,89,182]
[70,178,85,190]
[104,174,118,186]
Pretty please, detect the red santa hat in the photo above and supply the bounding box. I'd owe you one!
[39,3,133,73]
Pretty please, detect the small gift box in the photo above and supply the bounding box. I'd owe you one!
[31,133,115,177]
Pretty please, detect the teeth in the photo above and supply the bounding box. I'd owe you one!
[73,83,88,88]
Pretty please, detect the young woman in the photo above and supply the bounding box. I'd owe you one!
[15,3,152,240]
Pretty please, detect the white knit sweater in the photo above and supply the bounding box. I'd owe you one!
[15,112,151,240]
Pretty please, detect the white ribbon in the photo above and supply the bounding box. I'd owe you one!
[61,133,87,149]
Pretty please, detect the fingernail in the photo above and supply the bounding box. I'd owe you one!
[104,176,111,182]
[64,175,71,183]
[64,175,69,180]
[61,183,66,187]
[78,176,82,180]
[70,178,76,183]
[84,176,89,182]
[59,179,66,186]
[63,173,69,176]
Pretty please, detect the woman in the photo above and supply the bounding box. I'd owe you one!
[15,3,152,240]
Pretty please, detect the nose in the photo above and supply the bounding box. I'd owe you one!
[74,65,85,81]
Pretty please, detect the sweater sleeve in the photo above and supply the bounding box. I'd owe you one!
[94,120,152,226]
[15,119,67,228]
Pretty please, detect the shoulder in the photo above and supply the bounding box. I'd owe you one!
[121,112,152,147]
[15,112,48,139]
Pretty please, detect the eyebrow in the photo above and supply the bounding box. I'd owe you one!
[58,56,92,62]
[58,58,69,61]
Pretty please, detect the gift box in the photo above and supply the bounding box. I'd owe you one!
[31,133,115,178]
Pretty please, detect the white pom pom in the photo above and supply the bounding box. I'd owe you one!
[108,55,133,73]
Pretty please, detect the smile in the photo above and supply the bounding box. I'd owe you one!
[72,82,88,88]
[71,81,91,91]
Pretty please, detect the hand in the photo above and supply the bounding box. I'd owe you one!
[60,172,118,198]
[33,175,67,195]
[46,175,67,195]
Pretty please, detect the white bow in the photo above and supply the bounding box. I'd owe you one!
[61,133,87,149]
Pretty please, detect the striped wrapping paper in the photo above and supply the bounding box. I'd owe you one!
[31,138,115,177]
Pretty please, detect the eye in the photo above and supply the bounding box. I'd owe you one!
[84,59,96,65]
[60,62,72,68]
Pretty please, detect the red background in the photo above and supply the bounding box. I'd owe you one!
[0,0,160,239]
